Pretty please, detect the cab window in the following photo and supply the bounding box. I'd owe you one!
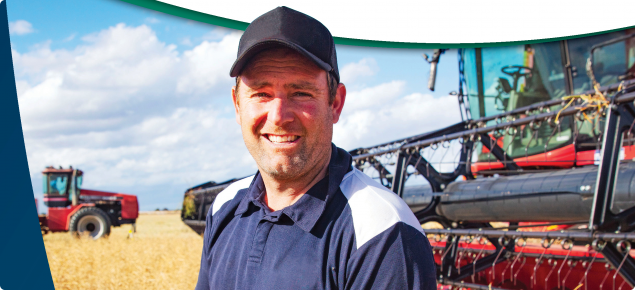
[47,173,68,195]
[463,42,565,120]
[462,43,571,160]
[568,30,633,93]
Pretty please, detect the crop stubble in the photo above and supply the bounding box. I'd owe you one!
[43,212,203,290]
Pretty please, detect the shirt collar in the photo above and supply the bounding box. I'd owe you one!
[234,144,352,233]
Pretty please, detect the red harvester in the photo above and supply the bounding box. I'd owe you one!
[349,30,635,289]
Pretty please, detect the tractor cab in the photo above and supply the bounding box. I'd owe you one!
[42,166,83,207]
[460,29,635,170]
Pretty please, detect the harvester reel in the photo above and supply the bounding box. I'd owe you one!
[69,207,111,239]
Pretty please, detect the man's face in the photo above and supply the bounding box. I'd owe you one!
[232,48,345,181]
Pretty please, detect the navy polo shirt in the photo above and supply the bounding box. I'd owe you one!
[195,145,436,289]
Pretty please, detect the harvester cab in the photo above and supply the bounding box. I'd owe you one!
[455,30,635,174]
[39,166,139,239]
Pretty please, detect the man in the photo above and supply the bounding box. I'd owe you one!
[196,7,436,290]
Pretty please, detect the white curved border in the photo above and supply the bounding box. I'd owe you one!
[157,0,633,44]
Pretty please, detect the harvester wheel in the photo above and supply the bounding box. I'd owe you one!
[69,207,111,239]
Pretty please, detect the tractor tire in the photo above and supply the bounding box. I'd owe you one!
[69,207,111,239]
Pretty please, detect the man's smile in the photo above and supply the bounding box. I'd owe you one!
[263,134,300,144]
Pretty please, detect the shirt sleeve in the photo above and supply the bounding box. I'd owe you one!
[344,222,437,290]
[194,209,214,290]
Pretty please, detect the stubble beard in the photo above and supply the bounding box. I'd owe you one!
[246,124,332,182]
[258,146,310,181]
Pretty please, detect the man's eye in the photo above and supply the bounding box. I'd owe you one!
[293,92,312,97]
[254,92,270,98]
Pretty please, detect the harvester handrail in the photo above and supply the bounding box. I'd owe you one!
[590,33,635,54]
[349,81,635,160]
[476,79,635,124]
[351,90,635,161]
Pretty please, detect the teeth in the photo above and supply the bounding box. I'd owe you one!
[267,135,298,143]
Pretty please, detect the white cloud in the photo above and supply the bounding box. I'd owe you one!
[343,80,405,111]
[202,27,235,42]
[9,20,34,35]
[176,32,241,95]
[340,57,379,84]
[15,24,183,135]
[14,23,246,210]
[145,17,160,24]
[180,36,193,46]
[14,80,30,97]
[63,33,76,42]
[334,82,461,150]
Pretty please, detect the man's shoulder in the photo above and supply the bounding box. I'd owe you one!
[210,175,255,216]
[338,168,424,249]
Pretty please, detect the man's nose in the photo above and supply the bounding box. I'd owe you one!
[267,96,294,126]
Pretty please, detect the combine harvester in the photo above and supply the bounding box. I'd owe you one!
[350,30,635,289]
[181,30,635,289]
[38,166,139,239]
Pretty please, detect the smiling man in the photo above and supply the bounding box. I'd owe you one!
[195,7,436,290]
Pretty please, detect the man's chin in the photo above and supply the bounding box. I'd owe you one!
[260,162,306,180]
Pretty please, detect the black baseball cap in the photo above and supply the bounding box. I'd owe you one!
[229,6,340,83]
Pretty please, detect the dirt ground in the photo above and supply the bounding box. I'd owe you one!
[43,212,203,290]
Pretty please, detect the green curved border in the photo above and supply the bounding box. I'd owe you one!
[120,0,635,48]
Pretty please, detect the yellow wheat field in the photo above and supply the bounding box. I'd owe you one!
[43,212,203,290]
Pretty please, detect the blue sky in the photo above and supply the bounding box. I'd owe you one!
[8,0,461,211]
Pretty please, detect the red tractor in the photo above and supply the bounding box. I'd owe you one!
[38,166,138,239]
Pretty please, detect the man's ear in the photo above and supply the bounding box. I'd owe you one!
[232,85,241,125]
[331,83,346,124]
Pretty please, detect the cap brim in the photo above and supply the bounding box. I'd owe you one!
[229,39,332,77]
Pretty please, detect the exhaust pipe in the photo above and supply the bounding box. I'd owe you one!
[423,49,445,91]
